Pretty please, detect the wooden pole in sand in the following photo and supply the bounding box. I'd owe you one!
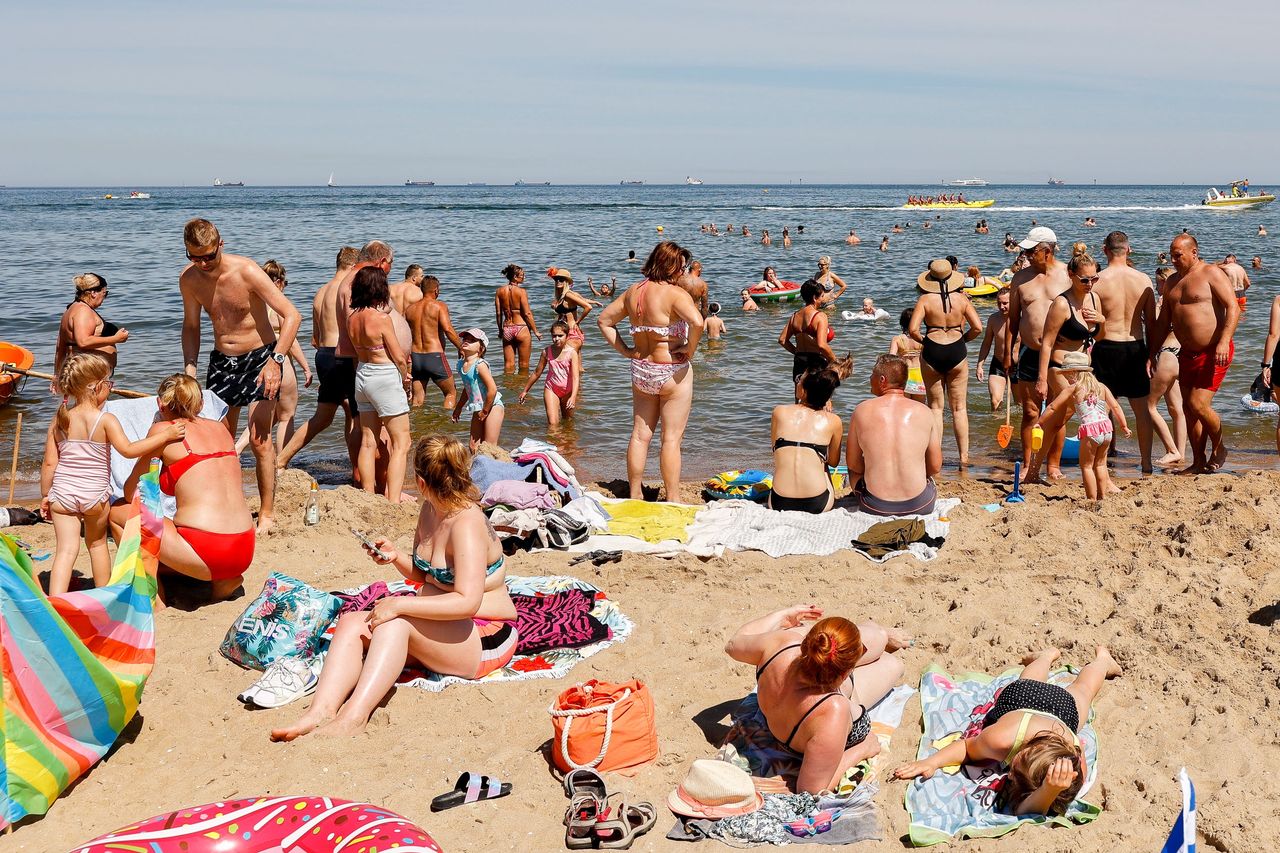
[8,412,22,504]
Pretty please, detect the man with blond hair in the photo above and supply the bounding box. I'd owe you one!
[180,218,302,533]
[278,246,361,472]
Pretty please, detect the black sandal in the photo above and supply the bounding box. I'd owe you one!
[429,772,511,811]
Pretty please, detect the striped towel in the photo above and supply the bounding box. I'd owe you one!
[1,470,163,829]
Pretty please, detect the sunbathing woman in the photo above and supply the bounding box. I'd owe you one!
[726,605,908,794]
[894,647,1121,816]
[769,368,843,513]
[271,435,517,741]
[909,259,982,465]
[598,242,705,500]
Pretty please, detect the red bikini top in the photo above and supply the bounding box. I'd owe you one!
[159,436,237,495]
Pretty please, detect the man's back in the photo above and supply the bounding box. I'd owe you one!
[1095,262,1153,341]
[406,297,446,353]
[312,268,350,349]
[851,394,938,499]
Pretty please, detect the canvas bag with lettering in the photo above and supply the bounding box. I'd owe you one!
[220,571,341,670]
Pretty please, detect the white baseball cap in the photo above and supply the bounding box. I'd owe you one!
[460,328,490,349]
[1018,226,1058,250]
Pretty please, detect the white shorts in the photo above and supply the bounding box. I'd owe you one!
[354,362,409,418]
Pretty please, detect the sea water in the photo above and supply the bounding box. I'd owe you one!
[1,183,1275,494]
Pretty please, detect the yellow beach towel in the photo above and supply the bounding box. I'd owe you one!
[605,500,700,544]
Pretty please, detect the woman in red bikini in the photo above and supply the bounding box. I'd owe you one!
[114,374,255,601]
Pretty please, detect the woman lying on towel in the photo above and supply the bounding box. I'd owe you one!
[769,367,844,513]
[725,605,910,794]
[892,646,1122,815]
[271,435,517,741]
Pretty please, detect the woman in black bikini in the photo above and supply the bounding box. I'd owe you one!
[909,260,982,465]
[548,267,598,352]
[56,273,129,375]
[769,368,843,513]
[726,605,909,794]
[1037,254,1104,476]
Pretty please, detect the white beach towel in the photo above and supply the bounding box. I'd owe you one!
[104,392,228,516]
[685,498,958,561]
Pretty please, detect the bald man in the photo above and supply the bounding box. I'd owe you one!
[1149,234,1239,473]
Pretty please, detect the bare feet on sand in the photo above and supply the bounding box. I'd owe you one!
[1022,648,1061,666]
[1156,452,1183,468]
[256,515,276,536]
[269,709,333,742]
[1176,462,1205,475]
[315,717,366,738]
[1208,443,1228,472]
[1095,645,1123,678]
[885,627,914,652]
[1047,467,1066,481]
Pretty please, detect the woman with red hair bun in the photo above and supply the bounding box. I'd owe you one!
[726,605,911,793]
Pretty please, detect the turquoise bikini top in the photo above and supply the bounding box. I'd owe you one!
[411,551,505,587]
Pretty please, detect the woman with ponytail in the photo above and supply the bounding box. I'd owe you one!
[272,435,517,741]
[726,605,910,793]
[55,273,129,374]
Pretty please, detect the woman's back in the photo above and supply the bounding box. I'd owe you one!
[496,285,523,321]
[349,310,394,364]
[919,292,971,343]
[161,418,252,532]
[772,405,838,477]
[755,639,848,753]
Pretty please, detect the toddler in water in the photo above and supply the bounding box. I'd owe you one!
[452,328,504,449]
[704,302,726,339]
[1033,351,1129,501]
[518,321,580,426]
[39,352,185,594]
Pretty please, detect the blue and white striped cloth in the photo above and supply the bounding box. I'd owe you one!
[1160,768,1196,853]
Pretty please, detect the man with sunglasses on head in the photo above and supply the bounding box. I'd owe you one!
[1005,226,1070,480]
[180,217,302,535]
[1092,231,1174,472]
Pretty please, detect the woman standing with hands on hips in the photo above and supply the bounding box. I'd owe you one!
[271,436,517,741]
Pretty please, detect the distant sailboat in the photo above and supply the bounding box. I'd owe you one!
[327,172,336,188]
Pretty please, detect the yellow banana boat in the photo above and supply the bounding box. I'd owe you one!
[902,199,995,209]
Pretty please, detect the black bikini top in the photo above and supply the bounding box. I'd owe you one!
[755,644,867,752]
[1057,294,1099,343]
[773,437,829,462]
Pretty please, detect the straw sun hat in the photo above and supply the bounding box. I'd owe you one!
[916,258,964,294]
[667,760,763,819]
[1058,351,1093,373]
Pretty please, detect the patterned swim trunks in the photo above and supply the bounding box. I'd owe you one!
[206,344,272,408]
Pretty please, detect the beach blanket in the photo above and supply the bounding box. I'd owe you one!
[0,470,162,829]
[105,392,227,512]
[605,499,700,543]
[396,576,632,692]
[904,664,1101,846]
[685,499,958,561]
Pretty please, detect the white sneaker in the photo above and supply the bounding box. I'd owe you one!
[240,657,318,709]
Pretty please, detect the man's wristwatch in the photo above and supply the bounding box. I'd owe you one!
[271,352,287,366]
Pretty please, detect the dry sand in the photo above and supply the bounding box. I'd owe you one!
[7,468,1280,852]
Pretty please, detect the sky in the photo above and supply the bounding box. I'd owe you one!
[3,0,1278,186]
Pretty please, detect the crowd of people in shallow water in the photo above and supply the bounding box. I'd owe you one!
[34,209,1268,824]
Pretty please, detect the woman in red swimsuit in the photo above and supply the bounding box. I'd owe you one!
[115,374,255,601]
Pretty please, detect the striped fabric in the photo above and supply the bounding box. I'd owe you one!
[1,470,162,830]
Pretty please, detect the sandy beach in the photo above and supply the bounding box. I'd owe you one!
[4,467,1277,852]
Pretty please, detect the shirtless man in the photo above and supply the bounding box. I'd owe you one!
[405,275,463,409]
[682,260,710,317]
[389,263,424,314]
[975,289,1017,410]
[1092,231,1175,471]
[845,229,861,245]
[277,247,360,473]
[845,354,942,516]
[1005,227,1070,477]
[1149,233,1239,473]
[1220,254,1251,310]
[180,218,301,534]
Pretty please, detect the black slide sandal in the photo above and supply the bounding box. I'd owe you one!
[430,772,512,811]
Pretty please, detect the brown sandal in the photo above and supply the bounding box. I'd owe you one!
[565,792,603,850]
[593,795,656,850]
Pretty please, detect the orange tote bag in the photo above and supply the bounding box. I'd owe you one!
[549,679,659,773]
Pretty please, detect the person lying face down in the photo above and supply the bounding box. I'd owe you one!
[845,354,941,516]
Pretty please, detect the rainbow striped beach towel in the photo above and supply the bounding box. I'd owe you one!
[1,471,162,830]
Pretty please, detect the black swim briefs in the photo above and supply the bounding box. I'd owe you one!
[411,351,452,385]
[314,347,358,411]
[989,356,1007,379]
[206,343,272,408]
[1015,345,1040,385]
[1092,339,1151,398]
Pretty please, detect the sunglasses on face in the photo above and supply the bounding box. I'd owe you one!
[83,284,108,295]
[186,249,219,263]
[1077,275,1099,284]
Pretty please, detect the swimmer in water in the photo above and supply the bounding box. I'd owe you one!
[741,289,759,312]
[588,276,617,298]
[845,229,861,245]
[879,236,890,252]
[705,302,726,340]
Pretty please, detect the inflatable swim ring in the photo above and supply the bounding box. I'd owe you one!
[75,796,442,853]
[1241,393,1280,415]
[747,280,801,303]
[704,469,772,502]
[962,277,1003,297]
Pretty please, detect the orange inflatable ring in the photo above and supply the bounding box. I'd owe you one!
[75,796,442,853]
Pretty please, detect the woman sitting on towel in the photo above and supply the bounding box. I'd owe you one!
[726,605,909,794]
[769,367,843,513]
[271,435,517,741]
[892,646,1122,815]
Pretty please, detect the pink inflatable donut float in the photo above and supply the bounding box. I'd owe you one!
[74,796,442,853]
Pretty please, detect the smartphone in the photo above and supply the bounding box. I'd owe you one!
[350,527,391,560]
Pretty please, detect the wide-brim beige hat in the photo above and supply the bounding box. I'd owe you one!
[917,259,964,294]
[666,759,763,819]
[1058,351,1093,373]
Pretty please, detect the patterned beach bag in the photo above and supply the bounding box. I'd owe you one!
[219,571,342,670]
[549,679,659,773]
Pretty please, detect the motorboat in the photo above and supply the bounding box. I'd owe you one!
[945,178,989,187]
[685,176,704,185]
[128,191,151,199]
[404,179,435,187]
[1202,181,1274,208]
[213,179,244,187]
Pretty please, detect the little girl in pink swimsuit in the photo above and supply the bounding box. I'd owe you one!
[518,321,580,426]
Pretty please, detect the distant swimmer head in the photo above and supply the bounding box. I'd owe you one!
[709,301,721,315]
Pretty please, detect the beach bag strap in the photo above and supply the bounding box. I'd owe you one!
[549,687,632,770]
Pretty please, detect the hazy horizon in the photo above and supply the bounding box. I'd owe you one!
[5,1,1277,187]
